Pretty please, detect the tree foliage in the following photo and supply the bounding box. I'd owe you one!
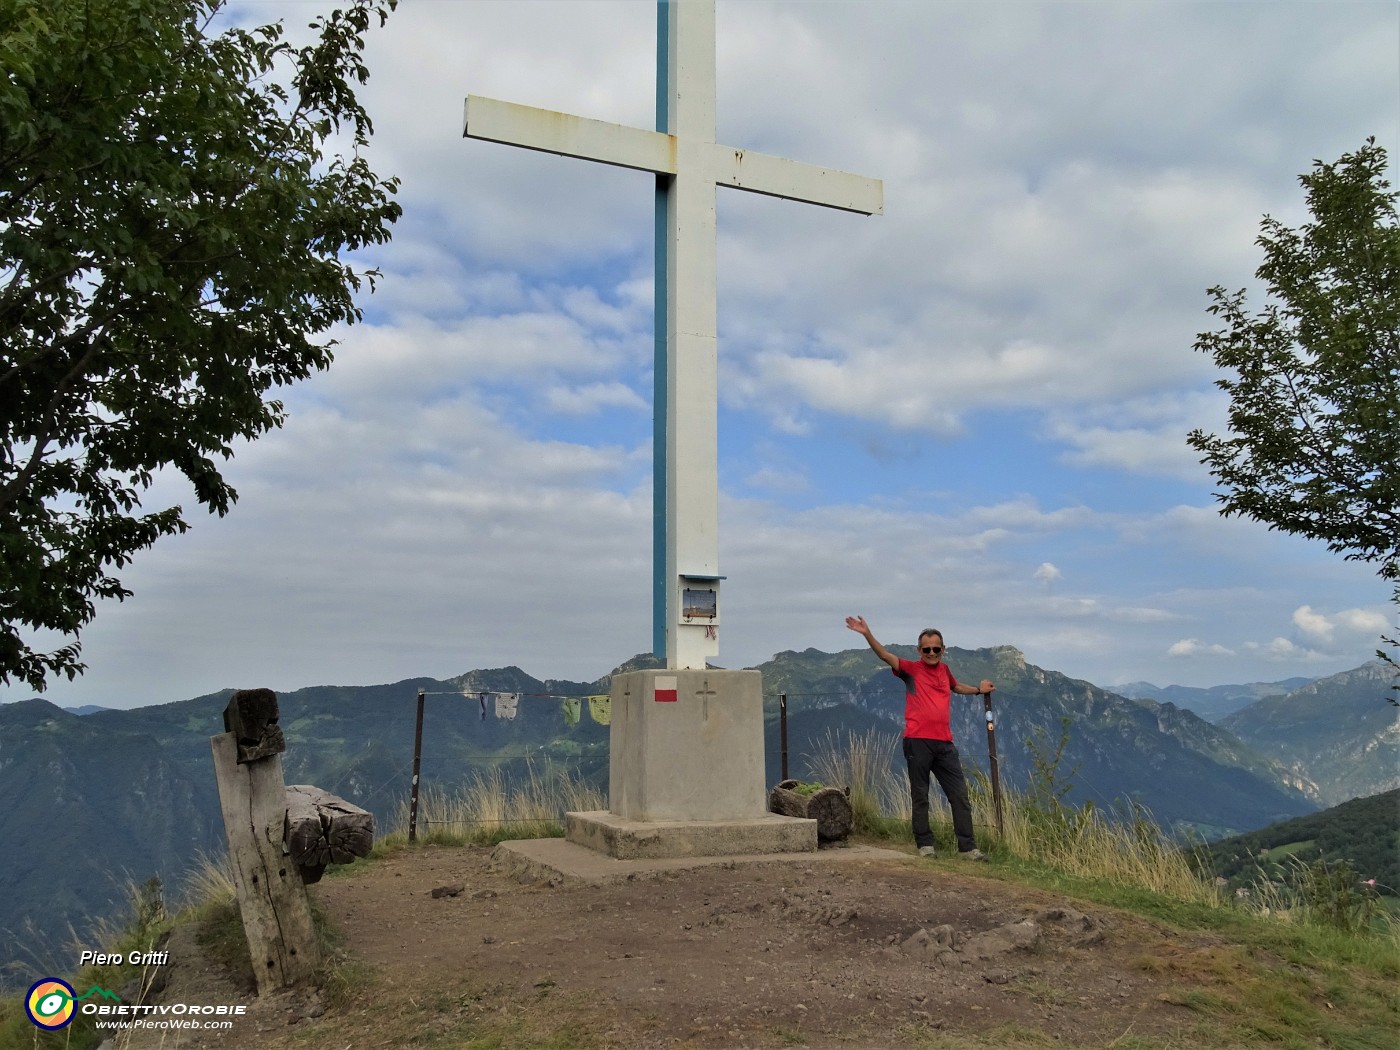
[1187,139,1399,677]
[0,0,401,690]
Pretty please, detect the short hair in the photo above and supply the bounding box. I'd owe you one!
[917,627,944,645]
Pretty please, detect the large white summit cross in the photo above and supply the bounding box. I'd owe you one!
[465,1,882,670]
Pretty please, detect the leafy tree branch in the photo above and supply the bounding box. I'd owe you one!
[0,0,402,689]
[1187,139,1399,692]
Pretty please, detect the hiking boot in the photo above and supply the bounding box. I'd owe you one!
[917,845,937,859]
[959,848,989,862]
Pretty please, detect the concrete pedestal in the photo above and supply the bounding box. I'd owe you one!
[566,668,815,858]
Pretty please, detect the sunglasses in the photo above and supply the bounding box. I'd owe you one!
[920,646,943,655]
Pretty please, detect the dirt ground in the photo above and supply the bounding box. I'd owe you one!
[121,840,1230,1050]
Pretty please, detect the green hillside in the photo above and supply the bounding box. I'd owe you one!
[1200,789,1400,896]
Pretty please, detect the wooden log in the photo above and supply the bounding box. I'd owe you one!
[806,787,854,842]
[768,781,811,819]
[210,733,318,994]
[284,785,375,878]
[768,781,853,842]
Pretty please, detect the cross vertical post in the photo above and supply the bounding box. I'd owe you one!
[463,0,881,670]
[657,0,719,670]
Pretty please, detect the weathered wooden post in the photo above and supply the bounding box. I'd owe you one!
[779,692,789,782]
[983,690,1005,840]
[211,689,319,994]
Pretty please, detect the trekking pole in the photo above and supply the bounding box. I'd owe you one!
[982,689,1005,840]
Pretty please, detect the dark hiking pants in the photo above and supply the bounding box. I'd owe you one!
[903,737,977,853]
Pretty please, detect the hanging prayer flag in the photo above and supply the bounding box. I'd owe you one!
[587,695,611,725]
[654,676,678,703]
[562,697,581,727]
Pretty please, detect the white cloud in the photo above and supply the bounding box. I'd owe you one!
[1043,391,1224,480]
[1116,607,1179,625]
[1034,562,1063,585]
[1292,605,1392,647]
[1293,605,1335,645]
[1246,637,1307,659]
[543,382,648,416]
[1336,608,1393,636]
[743,467,809,495]
[1168,639,1235,658]
[313,313,639,408]
[967,499,1101,532]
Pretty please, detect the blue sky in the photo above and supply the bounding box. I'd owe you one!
[5,0,1398,710]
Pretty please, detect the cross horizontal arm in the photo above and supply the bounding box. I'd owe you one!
[464,95,676,175]
[711,146,883,216]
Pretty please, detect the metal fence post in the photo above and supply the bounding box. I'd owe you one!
[409,688,425,843]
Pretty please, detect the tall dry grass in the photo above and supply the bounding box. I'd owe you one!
[382,760,607,847]
[989,719,1217,903]
[805,728,914,839]
[993,781,1216,903]
[181,849,236,910]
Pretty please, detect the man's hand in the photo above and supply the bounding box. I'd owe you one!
[846,615,899,669]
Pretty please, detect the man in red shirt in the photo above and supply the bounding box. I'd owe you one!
[845,615,994,860]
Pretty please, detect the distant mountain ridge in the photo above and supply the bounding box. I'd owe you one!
[1221,661,1399,807]
[4,646,1390,984]
[61,704,111,716]
[1116,677,1315,723]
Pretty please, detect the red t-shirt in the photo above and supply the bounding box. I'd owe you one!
[894,658,960,741]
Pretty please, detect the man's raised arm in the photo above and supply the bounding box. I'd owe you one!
[844,615,900,671]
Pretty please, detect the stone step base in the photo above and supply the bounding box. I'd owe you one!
[566,809,816,860]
